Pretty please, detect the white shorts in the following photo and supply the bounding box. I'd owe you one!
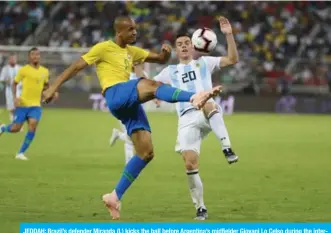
[4,84,22,111]
[175,109,212,155]
[5,90,15,111]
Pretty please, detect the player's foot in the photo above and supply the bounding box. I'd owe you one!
[190,86,222,109]
[223,148,238,164]
[15,153,28,161]
[194,207,208,220]
[0,124,5,136]
[102,190,121,220]
[109,129,120,146]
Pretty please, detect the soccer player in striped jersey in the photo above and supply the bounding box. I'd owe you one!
[153,16,239,220]
[0,54,22,122]
[42,16,221,220]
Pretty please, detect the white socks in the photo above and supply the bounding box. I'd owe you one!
[209,112,231,150]
[118,131,131,144]
[187,169,206,210]
[117,131,134,164]
[124,141,134,164]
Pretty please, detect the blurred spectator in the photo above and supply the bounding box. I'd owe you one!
[0,1,54,45]
[327,69,331,93]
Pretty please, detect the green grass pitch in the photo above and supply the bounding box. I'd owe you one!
[0,109,330,232]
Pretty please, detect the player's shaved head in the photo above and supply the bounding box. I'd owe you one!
[114,16,137,46]
[28,47,38,54]
[114,16,134,32]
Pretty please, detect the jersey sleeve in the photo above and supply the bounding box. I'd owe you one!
[14,67,24,83]
[202,56,221,73]
[154,67,171,84]
[81,42,106,65]
[129,46,150,63]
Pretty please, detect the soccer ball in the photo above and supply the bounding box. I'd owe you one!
[191,28,217,53]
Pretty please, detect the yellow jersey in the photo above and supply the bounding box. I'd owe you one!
[81,40,149,92]
[14,65,49,107]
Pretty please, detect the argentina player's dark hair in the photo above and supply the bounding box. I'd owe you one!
[174,32,191,44]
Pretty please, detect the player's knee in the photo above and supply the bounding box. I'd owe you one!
[28,127,37,132]
[185,160,198,170]
[27,124,37,132]
[143,150,154,162]
[183,151,199,170]
[27,120,38,132]
[10,124,22,133]
[147,80,162,93]
[203,102,218,119]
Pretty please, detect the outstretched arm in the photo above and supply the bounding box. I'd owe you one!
[43,42,104,102]
[219,16,239,68]
[50,58,87,91]
[43,58,87,102]
[12,82,18,105]
[144,44,172,64]
[43,82,59,103]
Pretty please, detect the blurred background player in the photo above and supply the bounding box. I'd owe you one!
[153,16,238,220]
[110,63,161,164]
[42,16,221,220]
[0,54,22,122]
[0,48,57,160]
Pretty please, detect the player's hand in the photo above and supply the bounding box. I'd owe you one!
[50,92,59,103]
[161,44,172,56]
[219,16,232,35]
[42,86,57,104]
[14,98,20,108]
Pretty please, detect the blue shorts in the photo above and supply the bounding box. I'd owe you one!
[13,107,42,124]
[104,78,150,136]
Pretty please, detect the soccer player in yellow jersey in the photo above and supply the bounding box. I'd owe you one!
[0,48,57,160]
[43,16,221,220]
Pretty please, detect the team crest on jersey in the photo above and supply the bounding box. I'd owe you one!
[127,54,131,60]
[196,63,200,68]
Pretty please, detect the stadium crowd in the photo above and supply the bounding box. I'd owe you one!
[0,1,55,45]
[1,1,331,92]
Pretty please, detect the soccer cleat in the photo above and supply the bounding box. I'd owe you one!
[190,86,222,110]
[15,153,28,161]
[102,191,121,220]
[109,129,120,146]
[223,148,238,164]
[195,207,208,220]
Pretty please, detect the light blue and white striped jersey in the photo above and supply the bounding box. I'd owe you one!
[0,64,22,97]
[154,56,221,116]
